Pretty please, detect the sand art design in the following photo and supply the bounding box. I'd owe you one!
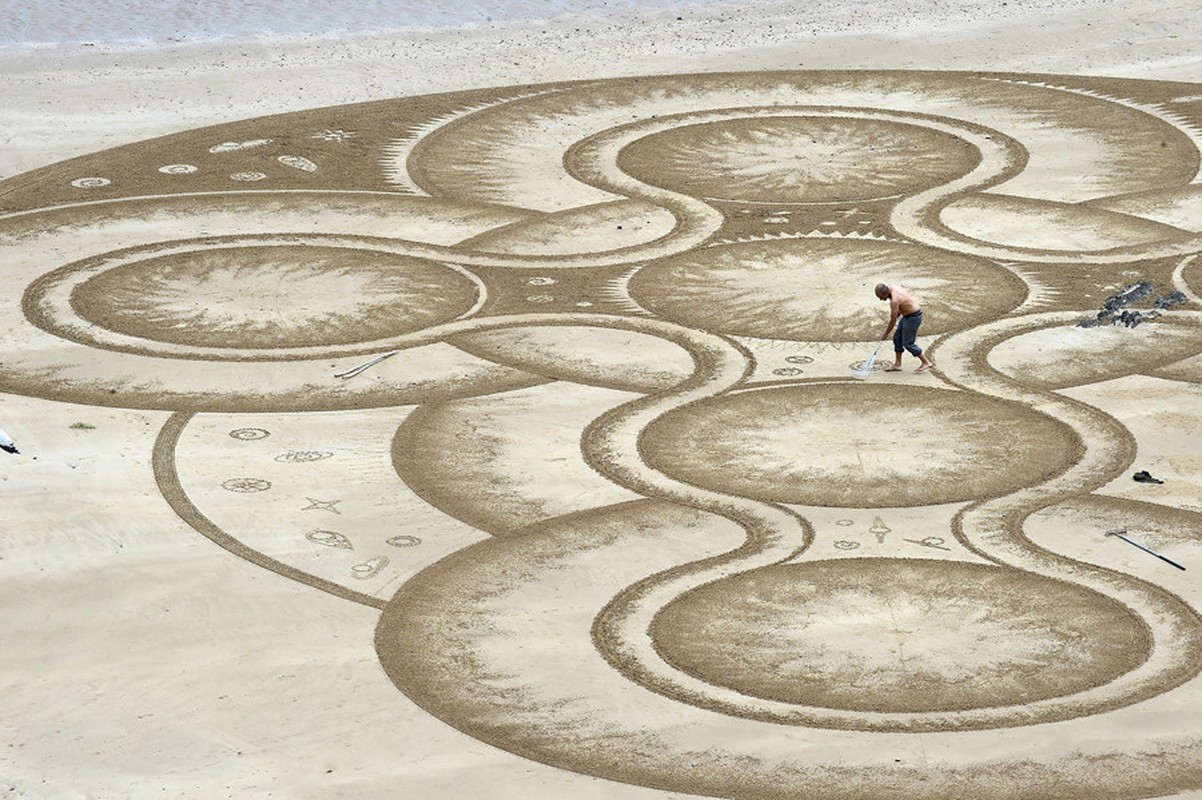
[33,244,482,352]
[4,71,1202,799]
[306,529,352,549]
[221,477,271,493]
[69,177,110,189]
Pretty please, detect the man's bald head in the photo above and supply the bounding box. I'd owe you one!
[875,283,891,300]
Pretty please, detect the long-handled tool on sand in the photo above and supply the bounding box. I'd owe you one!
[853,342,883,379]
[1105,528,1186,570]
[335,351,398,379]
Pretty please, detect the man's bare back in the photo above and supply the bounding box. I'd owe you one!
[887,284,920,318]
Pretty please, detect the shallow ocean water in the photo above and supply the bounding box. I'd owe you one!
[0,0,1113,49]
[0,0,740,46]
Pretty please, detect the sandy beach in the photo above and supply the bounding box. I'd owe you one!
[3,1,1202,798]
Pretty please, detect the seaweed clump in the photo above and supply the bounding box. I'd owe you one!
[1077,282,1189,328]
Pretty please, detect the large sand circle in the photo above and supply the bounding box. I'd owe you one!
[48,245,480,351]
[639,384,1080,507]
[650,559,1150,712]
[627,238,1027,340]
[617,116,982,204]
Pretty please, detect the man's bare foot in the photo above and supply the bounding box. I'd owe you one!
[885,366,903,372]
[916,363,933,372]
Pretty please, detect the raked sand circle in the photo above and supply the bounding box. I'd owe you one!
[615,115,984,204]
[649,558,1150,713]
[5,70,1202,799]
[627,237,1029,340]
[39,245,482,350]
[638,383,1080,507]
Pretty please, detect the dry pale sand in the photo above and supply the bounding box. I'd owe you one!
[3,2,1202,799]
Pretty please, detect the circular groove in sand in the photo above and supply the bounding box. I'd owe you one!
[8,69,1202,799]
[24,240,488,361]
[936,312,1202,707]
[580,314,1202,730]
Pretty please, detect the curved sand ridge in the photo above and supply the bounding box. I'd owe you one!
[935,312,1202,718]
[5,71,1202,800]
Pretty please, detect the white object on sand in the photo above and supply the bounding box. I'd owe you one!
[335,351,397,379]
[853,342,883,379]
[0,427,18,454]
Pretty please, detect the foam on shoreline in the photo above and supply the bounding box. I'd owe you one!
[2,0,1114,52]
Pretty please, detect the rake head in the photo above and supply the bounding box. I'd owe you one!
[853,343,882,379]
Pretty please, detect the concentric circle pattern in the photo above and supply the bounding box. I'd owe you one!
[6,69,1202,800]
[617,116,982,204]
[639,384,1080,506]
[65,246,480,349]
[650,559,1149,712]
[628,237,1028,340]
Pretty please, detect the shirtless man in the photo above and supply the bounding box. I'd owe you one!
[875,283,933,372]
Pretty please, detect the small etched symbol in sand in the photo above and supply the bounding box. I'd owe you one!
[275,450,333,463]
[228,427,270,441]
[309,129,356,141]
[307,530,353,550]
[209,138,272,153]
[277,154,318,172]
[301,497,342,514]
[869,516,891,543]
[904,535,951,552]
[351,556,389,580]
[221,477,272,493]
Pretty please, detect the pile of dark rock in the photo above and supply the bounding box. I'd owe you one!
[1156,290,1189,309]
[1077,282,1189,329]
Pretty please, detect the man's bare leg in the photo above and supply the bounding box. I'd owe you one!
[916,353,933,372]
[886,353,903,372]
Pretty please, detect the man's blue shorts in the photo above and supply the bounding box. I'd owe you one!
[894,310,923,356]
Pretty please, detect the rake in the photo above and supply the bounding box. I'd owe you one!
[335,350,397,379]
[1105,528,1186,570]
[853,342,883,380]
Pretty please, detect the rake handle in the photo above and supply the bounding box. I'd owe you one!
[1109,531,1186,571]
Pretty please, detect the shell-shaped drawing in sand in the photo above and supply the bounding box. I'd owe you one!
[307,530,353,550]
[277,154,318,172]
[209,138,273,153]
[351,556,390,580]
